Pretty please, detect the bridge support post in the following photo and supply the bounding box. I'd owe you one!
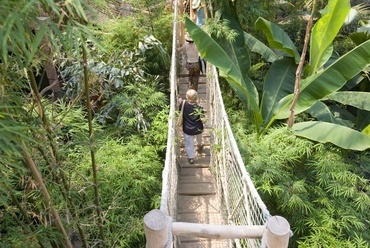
[265,216,292,248]
[144,209,168,248]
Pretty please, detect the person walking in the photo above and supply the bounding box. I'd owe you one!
[192,0,206,27]
[178,33,201,91]
[178,89,205,164]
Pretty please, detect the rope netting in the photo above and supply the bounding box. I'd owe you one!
[207,66,271,247]
[159,1,271,247]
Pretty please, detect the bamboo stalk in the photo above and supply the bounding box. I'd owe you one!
[27,68,88,247]
[36,145,88,248]
[82,36,106,247]
[22,145,73,248]
[2,175,47,248]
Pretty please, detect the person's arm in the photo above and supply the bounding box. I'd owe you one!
[178,98,183,110]
[177,43,185,52]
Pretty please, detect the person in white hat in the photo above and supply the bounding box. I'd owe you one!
[178,32,201,91]
[192,0,200,10]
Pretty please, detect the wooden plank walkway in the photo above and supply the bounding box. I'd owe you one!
[176,59,231,247]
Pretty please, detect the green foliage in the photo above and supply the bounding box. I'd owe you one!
[72,137,163,247]
[100,80,167,136]
[59,36,169,137]
[96,17,148,55]
[94,1,173,57]
[333,36,356,56]
[144,107,170,154]
[0,0,99,68]
[309,0,350,75]
[209,0,279,32]
[279,17,307,52]
[229,108,370,247]
[1,0,170,247]
[189,0,370,150]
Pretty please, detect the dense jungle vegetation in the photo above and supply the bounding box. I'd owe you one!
[0,0,369,247]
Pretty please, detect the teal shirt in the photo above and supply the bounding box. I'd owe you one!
[196,7,205,26]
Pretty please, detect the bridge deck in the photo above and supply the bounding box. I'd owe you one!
[176,60,231,247]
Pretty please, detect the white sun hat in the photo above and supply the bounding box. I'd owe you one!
[192,0,201,9]
[185,32,193,42]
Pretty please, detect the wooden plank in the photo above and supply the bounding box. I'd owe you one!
[180,146,210,157]
[178,182,215,195]
[177,212,224,224]
[178,74,207,77]
[176,54,233,248]
[177,195,220,213]
[178,237,231,247]
[179,174,213,183]
[179,167,212,177]
[179,156,210,166]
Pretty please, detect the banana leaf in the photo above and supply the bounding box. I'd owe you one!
[362,123,370,135]
[185,18,262,126]
[261,57,296,127]
[274,39,370,120]
[357,110,370,131]
[325,91,370,111]
[254,17,300,64]
[291,121,370,151]
[243,32,278,63]
[309,0,350,75]
[307,101,354,127]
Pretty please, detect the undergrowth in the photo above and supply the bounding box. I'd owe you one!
[226,105,370,248]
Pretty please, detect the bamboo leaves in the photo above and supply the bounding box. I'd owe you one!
[0,0,101,69]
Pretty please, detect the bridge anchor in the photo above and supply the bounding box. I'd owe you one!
[144,210,292,248]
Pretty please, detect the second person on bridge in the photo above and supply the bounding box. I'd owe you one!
[178,32,201,91]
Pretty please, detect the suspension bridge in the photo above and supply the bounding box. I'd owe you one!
[143,1,291,247]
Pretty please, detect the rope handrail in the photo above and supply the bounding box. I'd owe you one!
[159,0,179,216]
[207,65,271,247]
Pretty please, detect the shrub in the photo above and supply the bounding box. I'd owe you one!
[228,108,370,247]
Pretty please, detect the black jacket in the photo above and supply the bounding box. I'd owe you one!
[179,101,204,135]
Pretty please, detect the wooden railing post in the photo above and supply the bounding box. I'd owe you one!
[265,216,292,248]
[144,210,168,248]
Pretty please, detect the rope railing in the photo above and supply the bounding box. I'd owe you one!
[207,65,272,247]
[159,0,179,218]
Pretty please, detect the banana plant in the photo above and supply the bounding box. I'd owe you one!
[185,0,370,151]
[185,9,263,134]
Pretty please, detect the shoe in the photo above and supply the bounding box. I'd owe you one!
[196,145,204,153]
[188,158,194,164]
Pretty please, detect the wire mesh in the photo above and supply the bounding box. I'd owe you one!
[207,66,271,247]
